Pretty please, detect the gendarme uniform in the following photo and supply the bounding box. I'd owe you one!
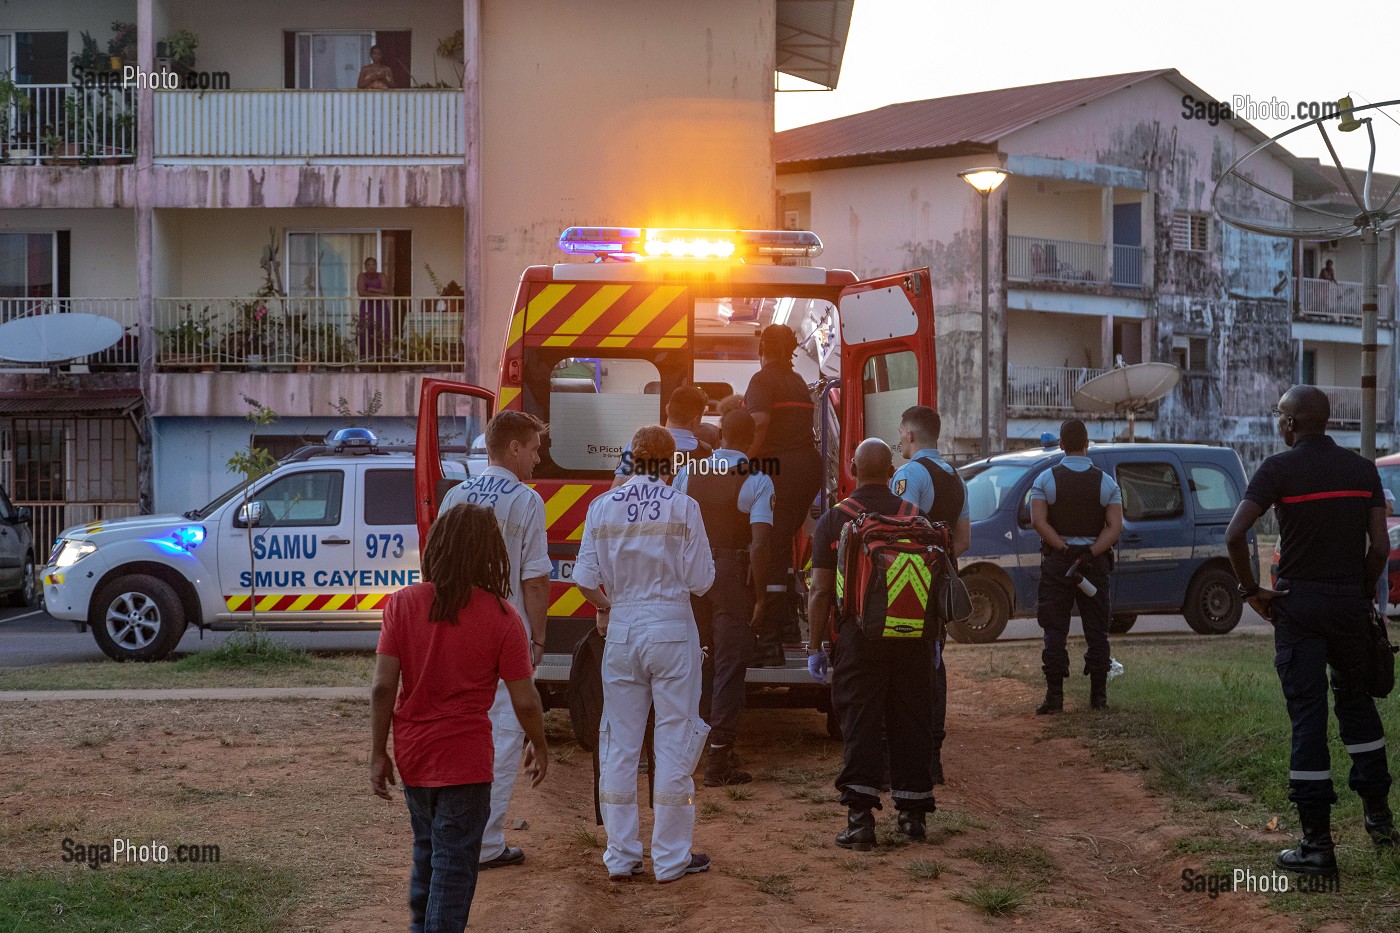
[675,451,775,776]
[1029,456,1121,697]
[438,466,551,863]
[892,447,968,780]
[573,474,716,883]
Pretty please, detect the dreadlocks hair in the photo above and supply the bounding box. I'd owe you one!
[422,504,512,624]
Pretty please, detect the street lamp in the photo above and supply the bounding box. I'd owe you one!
[959,166,1011,457]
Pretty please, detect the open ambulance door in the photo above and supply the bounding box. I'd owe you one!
[836,269,936,499]
[414,378,496,545]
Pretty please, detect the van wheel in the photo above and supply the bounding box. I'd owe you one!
[947,575,1009,644]
[1109,614,1137,634]
[1183,567,1242,635]
[6,553,36,608]
[90,574,188,661]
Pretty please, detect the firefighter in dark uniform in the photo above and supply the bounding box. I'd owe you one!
[745,324,823,666]
[1029,419,1123,714]
[892,406,969,786]
[806,438,936,850]
[675,409,775,786]
[1226,385,1397,877]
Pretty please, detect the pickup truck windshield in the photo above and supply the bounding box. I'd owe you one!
[959,462,1033,522]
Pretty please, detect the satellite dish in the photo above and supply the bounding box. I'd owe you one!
[0,313,125,363]
[1072,362,1181,440]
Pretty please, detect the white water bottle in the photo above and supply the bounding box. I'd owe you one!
[1108,657,1124,680]
[1065,560,1097,597]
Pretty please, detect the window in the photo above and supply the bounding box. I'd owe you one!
[1188,464,1237,513]
[363,469,415,526]
[959,463,1032,523]
[1172,212,1210,252]
[1300,349,1316,386]
[541,356,663,472]
[1171,335,1209,373]
[0,484,14,522]
[252,470,344,527]
[861,350,919,452]
[1116,462,1184,522]
[0,232,60,302]
[295,32,374,89]
[287,231,378,298]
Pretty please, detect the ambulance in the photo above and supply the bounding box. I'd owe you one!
[416,226,938,733]
[41,428,471,661]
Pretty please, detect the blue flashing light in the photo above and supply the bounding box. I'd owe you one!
[173,525,206,550]
[326,427,379,452]
[558,227,642,257]
[557,226,823,260]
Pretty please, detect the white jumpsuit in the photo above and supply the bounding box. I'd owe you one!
[573,474,716,882]
[438,464,551,862]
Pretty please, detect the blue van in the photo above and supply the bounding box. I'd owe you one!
[950,443,1256,643]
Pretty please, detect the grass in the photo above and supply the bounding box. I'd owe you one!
[951,881,1032,917]
[730,870,794,899]
[0,863,299,932]
[905,858,943,881]
[724,786,754,802]
[571,828,602,849]
[0,646,374,691]
[959,843,1056,884]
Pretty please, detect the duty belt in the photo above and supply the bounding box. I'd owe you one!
[712,547,750,562]
[1274,577,1368,598]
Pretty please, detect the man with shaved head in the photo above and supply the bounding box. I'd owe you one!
[805,438,937,850]
[1227,384,1396,880]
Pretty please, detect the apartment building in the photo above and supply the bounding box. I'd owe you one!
[0,0,852,549]
[775,69,1398,469]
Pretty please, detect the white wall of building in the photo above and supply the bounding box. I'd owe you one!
[1007,310,1102,368]
[0,209,137,296]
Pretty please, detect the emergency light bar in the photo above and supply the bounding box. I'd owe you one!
[557,227,823,261]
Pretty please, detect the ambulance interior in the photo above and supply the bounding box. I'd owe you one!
[540,295,840,477]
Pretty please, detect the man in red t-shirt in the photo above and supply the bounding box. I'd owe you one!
[371,505,548,932]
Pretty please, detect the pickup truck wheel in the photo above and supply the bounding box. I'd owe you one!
[90,574,188,662]
[1182,567,1242,635]
[6,553,36,608]
[946,574,1009,644]
[1109,613,1137,634]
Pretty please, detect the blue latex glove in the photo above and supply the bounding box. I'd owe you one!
[807,651,830,684]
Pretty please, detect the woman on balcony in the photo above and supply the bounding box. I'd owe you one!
[358,257,394,362]
[357,45,395,90]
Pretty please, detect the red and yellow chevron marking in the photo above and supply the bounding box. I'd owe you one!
[532,481,602,542]
[223,593,391,613]
[548,583,591,618]
[523,283,689,349]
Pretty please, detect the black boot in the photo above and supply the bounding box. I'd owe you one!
[1276,805,1338,876]
[835,808,876,851]
[1036,679,1063,715]
[930,744,945,786]
[1363,796,1400,847]
[1089,672,1108,710]
[896,810,927,839]
[703,743,752,787]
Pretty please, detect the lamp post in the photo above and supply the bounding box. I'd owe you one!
[959,167,1011,456]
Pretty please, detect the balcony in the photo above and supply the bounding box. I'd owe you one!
[1008,236,1144,289]
[1295,276,1394,323]
[1317,384,1394,426]
[1006,363,1108,413]
[153,90,463,161]
[0,298,139,371]
[154,296,465,371]
[1,85,137,163]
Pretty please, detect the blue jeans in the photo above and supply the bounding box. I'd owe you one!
[402,782,491,933]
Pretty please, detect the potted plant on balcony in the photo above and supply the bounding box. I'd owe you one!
[157,29,199,81]
[108,22,137,72]
[158,305,216,369]
[0,69,33,162]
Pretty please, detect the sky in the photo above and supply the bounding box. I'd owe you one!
[774,0,1400,181]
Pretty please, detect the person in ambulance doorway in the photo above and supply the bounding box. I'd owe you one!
[1029,419,1124,715]
[675,409,776,786]
[806,438,937,850]
[437,411,552,870]
[1225,385,1397,879]
[574,425,717,884]
[611,385,712,487]
[745,324,823,668]
[892,406,970,786]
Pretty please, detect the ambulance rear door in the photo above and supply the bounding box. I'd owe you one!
[835,269,936,499]
[414,379,496,544]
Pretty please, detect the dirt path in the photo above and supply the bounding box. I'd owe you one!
[0,668,1312,932]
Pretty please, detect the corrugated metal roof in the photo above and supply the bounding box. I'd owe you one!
[0,391,142,415]
[776,69,1173,170]
[776,0,854,91]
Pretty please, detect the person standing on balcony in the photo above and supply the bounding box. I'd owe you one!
[1320,259,1337,283]
[357,257,393,362]
[357,45,395,90]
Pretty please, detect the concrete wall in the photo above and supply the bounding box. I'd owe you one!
[1007,178,1104,243]
[0,208,137,296]
[1007,310,1101,368]
[0,1,136,68]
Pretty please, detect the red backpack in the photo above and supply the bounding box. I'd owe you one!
[834,499,951,641]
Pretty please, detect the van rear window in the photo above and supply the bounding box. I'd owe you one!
[959,463,1031,522]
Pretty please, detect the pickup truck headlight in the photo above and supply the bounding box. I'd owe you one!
[53,539,98,568]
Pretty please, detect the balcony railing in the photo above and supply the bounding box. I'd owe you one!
[1295,276,1393,322]
[1317,384,1394,425]
[154,90,464,160]
[154,296,465,370]
[1009,235,1113,287]
[1,85,137,162]
[1006,363,1108,411]
[0,298,140,370]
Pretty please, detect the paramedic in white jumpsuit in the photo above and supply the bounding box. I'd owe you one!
[438,410,552,869]
[574,425,717,883]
